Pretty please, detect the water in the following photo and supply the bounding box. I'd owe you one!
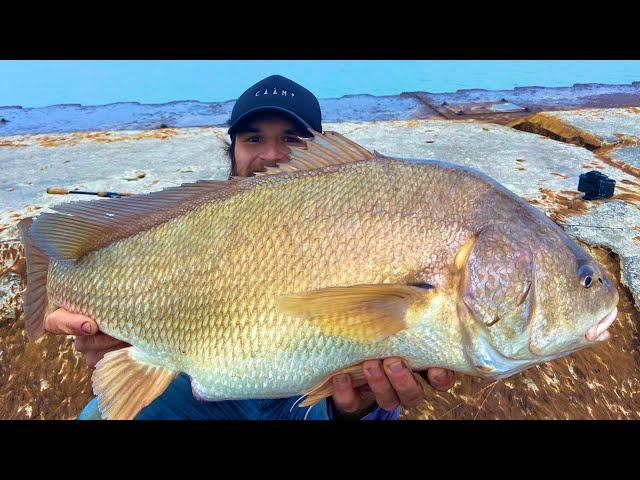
[1,60,639,109]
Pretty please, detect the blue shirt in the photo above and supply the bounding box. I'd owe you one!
[78,374,400,420]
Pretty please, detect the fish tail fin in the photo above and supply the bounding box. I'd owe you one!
[92,346,179,420]
[18,217,51,340]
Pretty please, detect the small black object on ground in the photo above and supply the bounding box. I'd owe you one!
[578,170,616,200]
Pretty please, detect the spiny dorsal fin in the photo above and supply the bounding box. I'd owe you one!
[28,178,245,261]
[277,284,432,342]
[92,347,179,420]
[257,129,377,176]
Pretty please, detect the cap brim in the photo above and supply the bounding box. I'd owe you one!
[227,106,316,137]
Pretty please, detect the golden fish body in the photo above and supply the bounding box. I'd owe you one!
[21,132,619,418]
[48,160,477,398]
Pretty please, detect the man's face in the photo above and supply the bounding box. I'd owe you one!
[233,116,305,177]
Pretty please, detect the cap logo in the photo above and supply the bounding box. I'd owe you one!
[255,87,295,98]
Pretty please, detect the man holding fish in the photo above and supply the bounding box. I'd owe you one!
[44,75,455,419]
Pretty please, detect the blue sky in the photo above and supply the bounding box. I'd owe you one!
[1,60,639,108]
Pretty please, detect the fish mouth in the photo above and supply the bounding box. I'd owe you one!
[583,307,618,343]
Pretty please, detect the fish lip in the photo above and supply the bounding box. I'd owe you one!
[528,306,618,356]
[583,307,618,343]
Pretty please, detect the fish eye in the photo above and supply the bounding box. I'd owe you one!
[578,265,595,288]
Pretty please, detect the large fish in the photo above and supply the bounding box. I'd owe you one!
[19,131,619,420]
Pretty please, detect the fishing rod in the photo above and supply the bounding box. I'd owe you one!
[46,187,133,199]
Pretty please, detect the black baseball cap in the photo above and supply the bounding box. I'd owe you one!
[227,74,323,138]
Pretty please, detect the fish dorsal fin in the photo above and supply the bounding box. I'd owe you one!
[92,346,179,420]
[277,284,431,342]
[28,178,245,261]
[256,129,377,176]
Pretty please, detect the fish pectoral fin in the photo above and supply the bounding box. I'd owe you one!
[92,347,179,420]
[277,284,431,342]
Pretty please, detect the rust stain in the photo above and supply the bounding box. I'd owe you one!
[511,113,604,150]
[0,141,29,148]
[634,236,640,244]
[550,172,568,179]
[516,158,526,163]
[621,179,640,188]
[35,128,179,148]
[516,167,527,172]
[612,193,640,205]
[613,133,640,144]
[529,188,589,223]
[594,139,640,180]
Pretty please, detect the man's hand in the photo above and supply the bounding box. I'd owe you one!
[45,308,129,367]
[331,357,455,416]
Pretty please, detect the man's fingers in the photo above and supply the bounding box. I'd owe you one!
[331,374,361,414]
[45,308,97,336]
[74,333,128,354]
[362,360,400,411]
[426,368,455,392]
[382,357,425,409]
[84,344,125,368]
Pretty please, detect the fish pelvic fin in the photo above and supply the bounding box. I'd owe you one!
[18,217,52,340]
[254,130,377,177]
[277,284,432,342]
[28,178,245,261]
[299,363,369,408]
[298,359,429,409]
[92,347,179,420]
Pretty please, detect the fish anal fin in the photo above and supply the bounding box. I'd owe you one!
[277,284,432,342]
[92,347,179,420]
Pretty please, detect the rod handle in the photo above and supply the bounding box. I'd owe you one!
[46,187,69,195]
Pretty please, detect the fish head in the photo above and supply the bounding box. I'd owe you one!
[525,237,619,358]
[455,217,619,378]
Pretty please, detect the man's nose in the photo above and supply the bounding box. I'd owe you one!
[260,142,289,162]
